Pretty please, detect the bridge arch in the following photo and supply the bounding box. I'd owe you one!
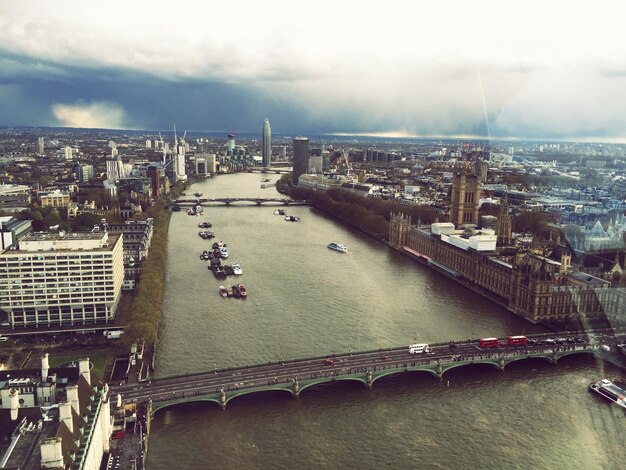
[554,349,597,363]
[501,355,554,369]
[225,387,294,405]
[371,368,439,384]
[151,397,221,415]
[440,360,502,376]
[299,376,367,395]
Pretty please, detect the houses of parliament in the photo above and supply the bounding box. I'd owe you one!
[389,164,625,325]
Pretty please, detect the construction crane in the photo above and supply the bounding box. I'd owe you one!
[342,149,352,177]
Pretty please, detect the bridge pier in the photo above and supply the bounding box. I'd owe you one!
[365,371,373,390]
[291,379,300,399]
[551,351,558,365]
[436,361,443,380]
[499,356,505,371]
[219,388,227,410]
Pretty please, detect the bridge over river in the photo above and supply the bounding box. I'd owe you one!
[110,330,626,415]
[173,197,308,207]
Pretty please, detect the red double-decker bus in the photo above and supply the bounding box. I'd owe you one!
[508,335,528,346]
[479,338,499,348]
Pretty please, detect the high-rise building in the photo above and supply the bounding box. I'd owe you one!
[227,134,235,154]
[38,137,45,154]
[175,141,187,182]
[64,146,73,161]
[77,164,94,183]
[262,118,272,167]
[0,231,124,327]
[146,139,152,149]
[146,166,161,198]
[292,137,310,184]
[106,156,125,181]
[450,164,480,227]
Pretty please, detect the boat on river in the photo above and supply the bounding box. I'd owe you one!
[220,246,229,258]
[589,379,626,409]
[232,263,243,275]
[236,283,247,298]
[274,209,286,215]
[327,242,348,253]
[219,286,228,298]
[285,215,299,222]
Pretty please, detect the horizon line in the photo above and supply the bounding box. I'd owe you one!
[2,125,626,145]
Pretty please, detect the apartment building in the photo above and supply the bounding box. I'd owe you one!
[0,231,124,328]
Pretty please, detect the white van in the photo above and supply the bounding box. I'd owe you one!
[408,343,430,354]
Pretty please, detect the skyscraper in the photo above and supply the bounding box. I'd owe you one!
[64,146,73,161]
[227,134,235,154]
[292,137,310,184]
[38,137,44,154]
[262,118,271,167]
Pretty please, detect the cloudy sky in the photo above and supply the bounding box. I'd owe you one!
[1,0,626,141]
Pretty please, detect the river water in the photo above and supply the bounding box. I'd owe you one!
[147,173,625,469]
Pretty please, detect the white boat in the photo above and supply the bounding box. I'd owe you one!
[220,246,229,258]
[232,263,243,275]
[327,242,348,253]
[589,379,626,409]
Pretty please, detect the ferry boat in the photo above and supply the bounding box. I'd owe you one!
[589,379,626,409]
[327,242,348,253]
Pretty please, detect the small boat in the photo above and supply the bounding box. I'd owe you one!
[237,283,247,298]
[212,242,220,250]
[212,266,226,279]
[327,242,348,253]
[261,178,270,182]
[226,286,234,297]
[194,192,203,197]
[220,246,229,258]
[201,250,209,260]
[223,265,234,276]
[232,263,243,275]
[589,379,626,409]
[198,221,212,228]
[285,215,300,222]
[231,285,241,298]
[219,286,228,298]
[274,209,286,215]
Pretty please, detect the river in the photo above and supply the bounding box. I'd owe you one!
[147,173,625,469]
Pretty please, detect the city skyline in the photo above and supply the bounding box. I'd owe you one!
[2,1,626,141]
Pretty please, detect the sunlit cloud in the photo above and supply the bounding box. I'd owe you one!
[52,101,127,129]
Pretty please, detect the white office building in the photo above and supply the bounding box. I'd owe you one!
[0,231,124,328]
